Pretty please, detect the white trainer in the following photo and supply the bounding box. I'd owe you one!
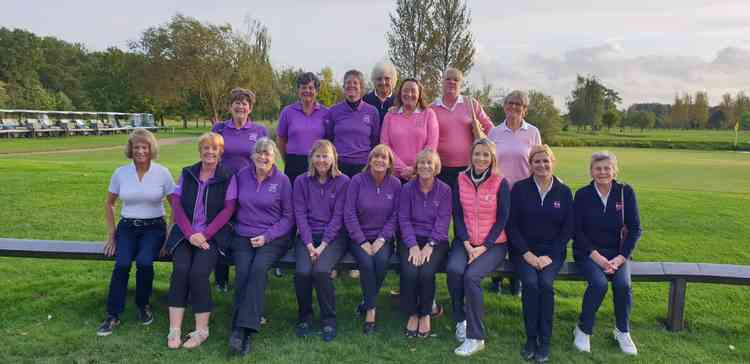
[613,328,638,355]
[573,325,591,353]
[454,338,485,356]
[455,320,467,343]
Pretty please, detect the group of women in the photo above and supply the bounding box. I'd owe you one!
[96,62,642,362]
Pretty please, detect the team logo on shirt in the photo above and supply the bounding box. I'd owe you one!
[268,183,279,193]
[433,200,440,207]
[363,115,371,125]
[330,193,336,199]
[386,193,393,200]
[248,133,258,142]
[553,201,561,209]
[615,202,623,211]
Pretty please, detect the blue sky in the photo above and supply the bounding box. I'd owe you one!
[3,0,750,107]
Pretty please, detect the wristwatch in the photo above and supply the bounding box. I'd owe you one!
[428,241,437,247]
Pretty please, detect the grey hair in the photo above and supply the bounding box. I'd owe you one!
[296,72,320,91]
[253,137,279,159]
[504,90,530,107]
[343,69,365,94]
[443,67,464,81]
[590,150,619,175]
[371,61,398,84]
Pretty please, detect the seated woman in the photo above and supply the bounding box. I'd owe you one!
[446,138,510,356]
[293,140,350,342]
[98,128,175,336]
[398,149,451,338]
[508,144,573,362]
[164,132,237,349]
[572,151,642,356]
[227,138,294,357]
[344,144,401,335]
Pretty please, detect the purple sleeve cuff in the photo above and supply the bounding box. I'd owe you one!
[203,199,236,240]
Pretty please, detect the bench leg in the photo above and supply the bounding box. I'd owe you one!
[666,278,687,332]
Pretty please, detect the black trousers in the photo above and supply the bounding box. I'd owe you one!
[339,161,366,179]
[229,232,291,332]
[294,234,349,327]
[398,237,449,317]
[168,240,219,313]
[437,165,466,193]
[350,239,394,310]
[446,240,507,340]
[284,153,309,186]
[516,255,562,342]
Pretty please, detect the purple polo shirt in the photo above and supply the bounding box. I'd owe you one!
[233,165,293,240]
[325,101,380,165]
[344,171,401,244]
[212,119,268,174]
[399,179,452,247]
[277,102,329,156]
[293,173,350,246]
[173,173,238,233]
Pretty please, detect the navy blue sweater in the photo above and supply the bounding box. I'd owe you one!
[573,180,642,258]
[508,176,573,261]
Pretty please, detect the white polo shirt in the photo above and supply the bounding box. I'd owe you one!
[108,162,176,219]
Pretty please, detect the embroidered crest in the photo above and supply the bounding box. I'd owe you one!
[386,193,393,200]
[268,183,279,193]
[615,202,623,211]
[553,201,561,209]
[248,133,258,142]
[330,193,336,199]
[363,115,371,125]
[433,200,440,207]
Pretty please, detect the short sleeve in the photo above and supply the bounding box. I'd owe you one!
[108,168,121,194]
[225,175,238,200]
[162,167,176,196]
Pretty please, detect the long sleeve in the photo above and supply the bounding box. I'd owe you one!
[203,199,237,241]
[398,185,417,248]
[169,193,195,238]
[380,114,408,175]
[476,102,494,133]
[379,185,400,240]
[293,177,314,246]
[424,108,439,152]
[452,183,469,242]
[344,178,367,244]
[322,179,349,244]
[430,186,452,244]
[573,188,594,256]
[483,178,510,248]
[554,186,574,261]
[620,185,642,258]
[263,177,294,241]
[508,186,529,256]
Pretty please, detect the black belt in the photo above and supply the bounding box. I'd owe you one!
[120,217,164,227]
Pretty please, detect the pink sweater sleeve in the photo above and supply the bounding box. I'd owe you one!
[476,102,494,133]
[169,194,195,238]
[380,113,408,175]
[424,109,439,151]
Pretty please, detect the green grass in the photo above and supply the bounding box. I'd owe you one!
[556,129,750,151]
[0,145,749,363]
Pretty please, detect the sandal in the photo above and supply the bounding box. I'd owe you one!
[182,328,209,349]
[167,328,182,349]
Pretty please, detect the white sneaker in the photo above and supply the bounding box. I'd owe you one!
[455,320,467,343]
[454,338,485,356]
[613,328,638,355]
[573,325,591,353]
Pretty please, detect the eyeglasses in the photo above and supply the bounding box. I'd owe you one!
[506,101,526,107]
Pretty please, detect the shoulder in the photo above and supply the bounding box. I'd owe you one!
[423,108,437,118]
[387,175,402,188]
[293,173,309,187]
[151,162,172,176]
[513,176,533,191]
[575,183,594,197]
[334,173,351,184]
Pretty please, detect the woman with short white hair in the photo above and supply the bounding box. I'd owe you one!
[363,61,398,126]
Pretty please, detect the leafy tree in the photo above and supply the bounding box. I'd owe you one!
[602,109,620,131]
[741,111,750,130]
[0,81,8,107]
[317,67,342,107]
[525,90,562,142]
[567,75,620,131]
[429,0,475,94]
[627,111,656,131]
[690,91,709,128]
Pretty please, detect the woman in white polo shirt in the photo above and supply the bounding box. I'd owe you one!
[97,128,176,336]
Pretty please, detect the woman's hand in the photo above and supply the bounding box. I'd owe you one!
[103,234,116,257]
[307,243,319,262]
[523,251,541,270]
[590,250,615,274]
[468,245,487,264]
[372,238,386,254]
[313,242,329,262]
[360,241,374,256]
[421,244,434,264]
[250,235,266,248]
[609,255,626,270]
[408,245,423,266]
[189,233,209,250]
[538,255,553,270]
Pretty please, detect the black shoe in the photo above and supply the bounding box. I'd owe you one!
[96,315,120,336]
[138,305,154,325]
[404,327,418,338]
[355,302,365,318]
[521,338,537,361]
[296,322,311,338]
[239,334,252,357]
[535,342,550,363]
[228,328,245,353]
[321,326,336,342]
[363,321,376,335]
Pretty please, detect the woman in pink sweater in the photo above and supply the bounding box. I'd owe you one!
[380,78,439,181]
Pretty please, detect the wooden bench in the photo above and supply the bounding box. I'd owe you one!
[1,237,748,332]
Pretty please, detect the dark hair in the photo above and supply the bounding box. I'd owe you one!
[393,78,427,110]
[296,72,320,91]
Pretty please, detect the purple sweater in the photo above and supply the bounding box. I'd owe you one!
[212,119,268,174]
[293,173,350,246]
[399,179,452,247]
[344,171,401,244]
[233,164,293,241]
[324,101,380,165]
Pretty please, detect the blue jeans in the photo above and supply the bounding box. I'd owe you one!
[576,253,632,334]
[106,219,166,317]
[516,256,562,342]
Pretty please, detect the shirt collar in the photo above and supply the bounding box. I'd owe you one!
[397,106,422,114]
[432,95,464,111]
[500,119,530,132]
[227,118,253,129]
[292,101,320,113]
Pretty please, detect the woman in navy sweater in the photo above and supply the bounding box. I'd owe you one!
[572,151,642,356]
[508,144,573,362]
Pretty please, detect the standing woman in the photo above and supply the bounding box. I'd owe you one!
[363,61,398,128]
[211,87,269,291]
[165,132,237,349]
[344,144,401,335]
[446,138,510,356]
[398,149,452,338]
[227,138,294,357]
[488,90,542,295]
[380,78,439,181]
[277,72,329,185]
[572,151,642,356]
[508,144,573,362]
[325,69,381,178]
[98,128,175,336]
[431,68,494,191]
[293,140,350,342]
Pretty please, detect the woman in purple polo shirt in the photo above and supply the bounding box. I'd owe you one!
[325,69,380,178]
[398,148,451,338]
[211,87,269,291]
[277,72,329,184]
[164,132,237,349]
[293,140,350,342]
[344,144,401,335]
[226,138,293,357]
